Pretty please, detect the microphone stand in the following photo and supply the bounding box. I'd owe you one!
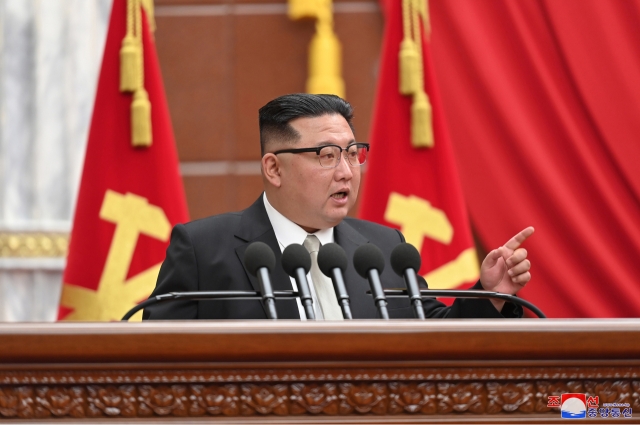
[381,289,547,318]
[330,268,353,319]
[368,270,389,320]
[123,289,546,321]
[257,268,278,320]
[121,290,299,321]
[402,270,425,320]
[294,268,316,320]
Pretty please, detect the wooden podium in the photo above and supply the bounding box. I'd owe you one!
[1,320,639,423]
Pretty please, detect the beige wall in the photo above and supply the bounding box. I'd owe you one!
[154,0,383,220]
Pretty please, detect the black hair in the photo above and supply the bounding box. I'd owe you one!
[258,93,354,155]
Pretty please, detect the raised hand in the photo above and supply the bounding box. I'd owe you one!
[480,227,534,311]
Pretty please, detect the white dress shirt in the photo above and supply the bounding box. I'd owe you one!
[262,192,334,320]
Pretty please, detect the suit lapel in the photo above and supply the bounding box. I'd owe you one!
[334,220,378,318]
[234,196,299,319]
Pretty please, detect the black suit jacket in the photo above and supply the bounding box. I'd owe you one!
[143,196,521,320]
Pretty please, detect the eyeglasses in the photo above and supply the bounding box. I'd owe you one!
[273,143,370,169]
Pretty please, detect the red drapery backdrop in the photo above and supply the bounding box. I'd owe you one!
[429,0,640,317]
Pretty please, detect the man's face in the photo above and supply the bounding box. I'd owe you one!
[273,114,360,232]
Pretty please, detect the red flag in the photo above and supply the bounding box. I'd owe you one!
[59,0,188,321]
[359,0,478,293]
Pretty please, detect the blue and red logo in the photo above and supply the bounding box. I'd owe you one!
[548,394,632,419]
[561,393,586,418]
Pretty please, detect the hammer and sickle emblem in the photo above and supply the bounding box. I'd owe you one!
[60,190,170,321]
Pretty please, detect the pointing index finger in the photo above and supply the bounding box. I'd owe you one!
[503,226,535,251]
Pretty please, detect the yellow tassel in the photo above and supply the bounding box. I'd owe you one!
[399,38,419,95]
[131,88,152,147]
[415,0,431,38]
[415,0,427,21]
[307,24,345,98]
[120,35,139,92]
[140,0,156,32]
[411,90,433,148]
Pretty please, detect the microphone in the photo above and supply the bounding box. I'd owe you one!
[390,243,425,319]
[317,243,353,319]
[281,243,315,320]
[243,242,278,319]
[353,243,389,320]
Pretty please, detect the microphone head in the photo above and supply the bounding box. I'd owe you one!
[243,242,276,276]
[353,243,385,278]
[281,243,311,276]
[390,243,422,276]
[317,243,348,276]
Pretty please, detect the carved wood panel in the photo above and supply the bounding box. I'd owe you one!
[1,374,639,419]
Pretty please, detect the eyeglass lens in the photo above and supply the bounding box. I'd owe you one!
[318,145,367,168]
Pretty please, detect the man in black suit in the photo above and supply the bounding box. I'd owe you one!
[144,94,533,320]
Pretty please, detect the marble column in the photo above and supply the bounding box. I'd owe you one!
[0,0,111,321]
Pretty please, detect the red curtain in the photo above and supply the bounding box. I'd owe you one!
[430,0,640,317]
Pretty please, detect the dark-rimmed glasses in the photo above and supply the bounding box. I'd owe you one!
[272,143,370,169]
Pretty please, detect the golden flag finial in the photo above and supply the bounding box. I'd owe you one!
[288,0,345,98]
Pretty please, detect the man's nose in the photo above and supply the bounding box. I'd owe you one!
[334,153,354,180]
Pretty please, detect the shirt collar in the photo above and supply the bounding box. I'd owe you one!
[263,192,334,251]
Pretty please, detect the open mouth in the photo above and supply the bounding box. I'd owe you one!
[331,191,348,199]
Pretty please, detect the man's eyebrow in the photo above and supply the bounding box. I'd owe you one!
[313,139,356,147]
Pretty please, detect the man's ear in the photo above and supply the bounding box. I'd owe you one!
[262,153,282,188]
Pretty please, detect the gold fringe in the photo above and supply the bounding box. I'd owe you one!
[400,0,418,95]
[132,88,152,147]
[121,0,153,147]
[400,0,434,148]
[399,38,419,95]
[140,0,156,32]
[411,90,433,148]
[415,0,430,36]
[120,0,139,92]
[119,35,139,92]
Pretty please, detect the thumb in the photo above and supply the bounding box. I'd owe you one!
[483,247,504,268]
